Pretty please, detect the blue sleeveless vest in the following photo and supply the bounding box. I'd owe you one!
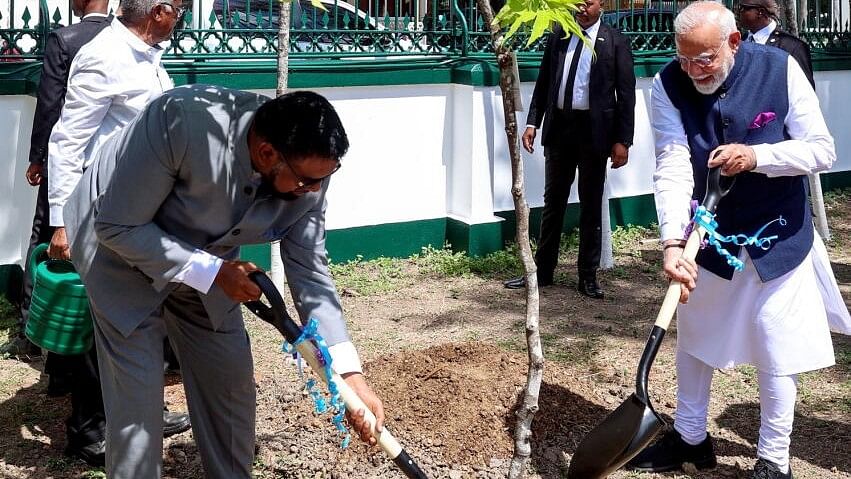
[659,42,813,281]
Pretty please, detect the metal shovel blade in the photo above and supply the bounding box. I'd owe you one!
[566,393,664,478]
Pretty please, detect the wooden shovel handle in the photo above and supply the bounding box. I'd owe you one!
[653,224,707,331]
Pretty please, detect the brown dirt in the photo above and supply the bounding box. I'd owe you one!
[1,190,849,479]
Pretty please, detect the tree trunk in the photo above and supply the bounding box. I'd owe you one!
[277,0,291,97]
[779,0,799,34]
[272,0,292,287]
[473,2,544,478]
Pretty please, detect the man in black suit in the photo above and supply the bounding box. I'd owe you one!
[737,0,815,87]
[2,0,114,466]
[504,0,635,298]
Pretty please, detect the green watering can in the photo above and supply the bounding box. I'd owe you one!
[25,243,94,355]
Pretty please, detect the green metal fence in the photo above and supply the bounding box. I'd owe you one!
[1,0,849,61]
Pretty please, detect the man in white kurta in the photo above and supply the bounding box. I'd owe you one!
[627,3,850,479]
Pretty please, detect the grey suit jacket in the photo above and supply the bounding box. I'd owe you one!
[65,84,350,346]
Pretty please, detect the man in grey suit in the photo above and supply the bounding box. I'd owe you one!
[64,86,385,479]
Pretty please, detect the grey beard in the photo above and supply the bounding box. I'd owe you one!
[692,55,735,95]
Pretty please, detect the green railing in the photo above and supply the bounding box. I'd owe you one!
[1,0,849,62]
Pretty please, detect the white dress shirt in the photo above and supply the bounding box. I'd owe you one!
[48,16,173,227]
[650,57,835,241]
[747,20,777,44]
[556,18,600,111]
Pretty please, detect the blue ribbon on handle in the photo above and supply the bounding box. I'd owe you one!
[282,318,351,448]
[690,205,786,272]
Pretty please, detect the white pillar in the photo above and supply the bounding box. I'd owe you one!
[831,0,850,29]
[599,177,614,269]
[270,240,286,291]
[809,173,831,240]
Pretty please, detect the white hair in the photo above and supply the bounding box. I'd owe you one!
[119,0,160,23]
[674,1,737,41]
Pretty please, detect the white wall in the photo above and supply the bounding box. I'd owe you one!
[0,95,37,265]
[2,70,850,267]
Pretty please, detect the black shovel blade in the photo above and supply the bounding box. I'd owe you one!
[566,393,665,479]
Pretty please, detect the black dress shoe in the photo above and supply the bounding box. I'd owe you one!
[163,410,191,438]
[577,278,604,299]
[503,276,553,289]
[627,429,717,473]
[503,277,526,289]
[753,458,793,479]
[65,439,106,467]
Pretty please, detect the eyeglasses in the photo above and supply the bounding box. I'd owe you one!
[158,1,186,18]
[676,40,726,69]
[282,156,342,189]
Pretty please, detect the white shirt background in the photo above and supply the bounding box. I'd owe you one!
[556,18,601,111]
[748,19,778,44]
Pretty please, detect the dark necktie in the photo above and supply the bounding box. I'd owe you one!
[562,31,587,111]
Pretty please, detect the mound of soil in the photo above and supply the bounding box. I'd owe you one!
[247,341,616,479]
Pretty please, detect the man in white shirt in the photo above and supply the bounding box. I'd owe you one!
[627,3,849,479]
[42,0,192,464]
[46,0,183,260]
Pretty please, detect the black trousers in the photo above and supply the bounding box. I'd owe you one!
[536,110,608,282]
[20,178,105,441]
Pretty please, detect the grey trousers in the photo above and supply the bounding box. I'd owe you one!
[92,285,255,479]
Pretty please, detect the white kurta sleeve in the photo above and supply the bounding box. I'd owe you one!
[650,73,695,242]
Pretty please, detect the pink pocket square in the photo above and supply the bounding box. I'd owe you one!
[749,111,776,129]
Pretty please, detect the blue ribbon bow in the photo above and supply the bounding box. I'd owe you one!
[282,318,351,448]
[690,205,786,272]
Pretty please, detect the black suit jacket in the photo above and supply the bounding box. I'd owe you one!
[28,15,111,166]
[526,22,636,157]
[765,28,815,88]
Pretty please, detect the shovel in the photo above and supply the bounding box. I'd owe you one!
[566,166,735,479]
[244,272,429,479]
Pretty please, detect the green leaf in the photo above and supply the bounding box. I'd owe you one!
[503,10,536,38]
[527,10,552,46]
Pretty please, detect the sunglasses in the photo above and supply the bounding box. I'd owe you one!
[676,40,726,68]
[282,156,342,189]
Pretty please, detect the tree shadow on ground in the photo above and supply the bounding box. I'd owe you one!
[717,402,851,474]
[511,381,755,478]
[0,368,95,476]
